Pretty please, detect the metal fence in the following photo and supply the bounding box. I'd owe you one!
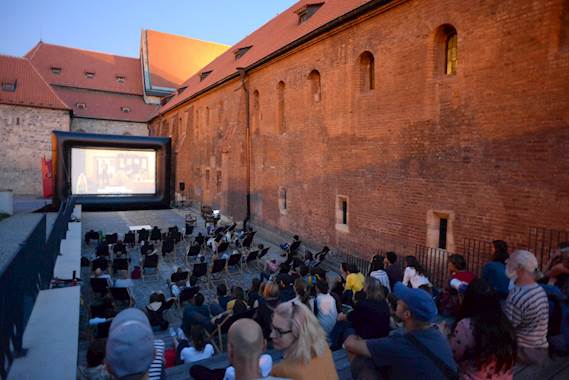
[528,227,569,268]
[0,198,75,380]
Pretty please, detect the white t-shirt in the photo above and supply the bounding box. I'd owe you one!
[315,293,337,336]
[402,267,431,288]
[180,343,214,364]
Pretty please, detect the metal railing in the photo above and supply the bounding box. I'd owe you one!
[528,227,569,268]
[0,197,75,380]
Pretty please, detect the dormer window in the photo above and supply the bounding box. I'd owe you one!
[50,67,62,75]
[177,86,187,95]
[234,46,252,60]
[76,103,87,109]
[1,80,16,92]
[85,71,95,79]
[116,75,126,83]
[120,106,130,113]
[294,2,324,24]
[200,70,213,82]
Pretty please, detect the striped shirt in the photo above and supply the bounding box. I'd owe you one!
[503,283,549,348]
[148,339,165,380]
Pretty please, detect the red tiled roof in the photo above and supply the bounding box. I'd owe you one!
[26,42,143,95]
[158,0,373,114]
[53,86,158,122]
[0,55,69,110]
[144,30,229,90]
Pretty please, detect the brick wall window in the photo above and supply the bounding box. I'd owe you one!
[336,195,349,232]
[427,211,455,251]
[216,170,222,192]
[253,90,260,134]
[295,3,323,24]
[85,71,95,79]
[116,75,126,83]
[1,81,16,92]
[308,69,321,103]
[205,169,210,190]
[76,103,87,110]
[50,67,62,75]
[359,51,375,92]
[278,187,288,215]
[277,81,286,134]
[434,24,458,76]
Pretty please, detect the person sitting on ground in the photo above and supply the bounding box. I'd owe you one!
[78,338,110,380]
[314,278,338,338]
[344,282,458,380]
[112,240,127,256]
[171,325,215,364]
[183,292,213,333]
[290,278,314,312]
[402,255,432,289]
[345,263,365,296]
[369,256,391,293]
[481,240,511,299]
[105,308,164,380]
[255,282,281,339]
[383,251,403,289]
[146,292,176,330]
[271,302,339,380]
[447,253,476,291]
[503,249,549,365]
[451,278,517,380]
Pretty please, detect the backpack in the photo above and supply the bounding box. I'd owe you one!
[131,266,142,279]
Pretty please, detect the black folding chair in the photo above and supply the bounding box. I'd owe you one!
[110,287,133,307]
[186,244,201,266]
[227,253,242,276]
[162,238,175,257]
[244,250,259,272]
[124,231,136,247]
[191,262,208,285]
[240,232,256,251]
[170,271,189,284]
[90,277,110,296]
[85,230,99,245]
[209,258,227,288]
[95,243,110,258]
[257,247,270,271]
[138,228,149,243]
[150,227,162,242]
[112,258,129,274]
[216,241,230,255]
[91,257,109,272]
[142,254,160,281]
[208,308,257,352]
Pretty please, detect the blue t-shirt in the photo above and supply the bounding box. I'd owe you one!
[366,327,457,380]
[481,261,510,298]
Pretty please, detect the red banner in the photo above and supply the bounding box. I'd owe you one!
[41,156,54,199]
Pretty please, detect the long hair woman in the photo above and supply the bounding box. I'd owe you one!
[402,255,431,289]
[270,302,338,380]
[451,278,517,379]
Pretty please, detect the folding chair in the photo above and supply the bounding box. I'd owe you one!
[95,243,110,258]
[142,254,160,281]
[186,244,201,266]
[110,287,134,307]
[256,247,270,271]
[240,231,257,252]
[90,277,110,296]
[191,262,208,286]
[216,241,230,255]
[91,257,109,272]
[207,308,256,352]
[226,253,242,277]
[170,271,189,284]
[94,320,112,339]
[84,230,99,245]
[112,258,129,274]
[161,237,175,258]
[150,227,162,242]
[243,250,259,272]
[124,231,136,247]
[209,258,227,288]
[289,240,302,255]
[138,228,149,243]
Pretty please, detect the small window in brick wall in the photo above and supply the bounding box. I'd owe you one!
[335,195,349,232]
[76,103,87,110]
[205,169,210,190]
[51,67,62,75]
[1,80,16,92]
[216,170,222,192]
[116,75,126,83]
[426,210,455,252]
[278,187,288,215]
[85,71,95,79]
[121,106,130,113]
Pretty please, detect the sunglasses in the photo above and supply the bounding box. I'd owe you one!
[271,302,298,337]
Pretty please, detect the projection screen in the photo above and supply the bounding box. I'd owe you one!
[71,147,156,195]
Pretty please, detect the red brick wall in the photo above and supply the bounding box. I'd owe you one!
[152,0,569,258]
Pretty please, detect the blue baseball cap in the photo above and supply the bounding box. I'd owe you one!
[393,282,437,322]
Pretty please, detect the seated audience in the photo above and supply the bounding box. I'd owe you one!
[447,254,476,290]
[481,240,511,299]
[260,258,278,282]
[146,292,175,330]
[344,282,457,379]
[210,283,231,315]
[227,286,247,312]
[92,268,112,287]
[384,251,403,289]
[314,278,338,337]
[247,278,262,308]
[290,278,314,312]
[112,240,127,256]
[504,250,549,365]
[451,279,517,379]
[271,302,339,380]
[113,270,133,289]
[183,293,213,333]
[172,325,214,364]
[77,339,110,380]
[402,255,432,289]
[345,264,365,295]
[92,256,109,273]
[369,256,391,293]
[140,240,155,256]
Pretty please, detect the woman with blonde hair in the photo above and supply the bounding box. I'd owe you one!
[271,302,338,380]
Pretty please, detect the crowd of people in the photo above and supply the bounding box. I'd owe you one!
[81,222,569,380]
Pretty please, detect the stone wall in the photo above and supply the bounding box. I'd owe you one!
[152,0,569,257]
[0,105,70,196]
[72,118,148,136]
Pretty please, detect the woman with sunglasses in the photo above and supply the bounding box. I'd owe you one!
[270,302,338,380]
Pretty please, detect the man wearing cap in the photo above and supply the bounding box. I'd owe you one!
[344,282,457,380]
[106,308,165,380]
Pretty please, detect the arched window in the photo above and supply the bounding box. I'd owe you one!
[434,24,458,76]
[308,70,321,102]
[359,51,375,92]
[277,81,286,134]
[253,90,260,134]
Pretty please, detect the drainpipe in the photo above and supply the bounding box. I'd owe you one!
[237,68,251,230]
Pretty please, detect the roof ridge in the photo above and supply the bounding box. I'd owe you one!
[0,53,29,60]
[33,41,140,60]
[24,41,43,59]
[144,29,230,48]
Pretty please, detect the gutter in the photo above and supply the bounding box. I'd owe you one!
[153,0,398,119]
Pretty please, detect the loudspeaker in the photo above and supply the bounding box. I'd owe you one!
[179,182,185,191]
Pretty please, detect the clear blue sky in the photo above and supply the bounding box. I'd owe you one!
[0,0,298,58]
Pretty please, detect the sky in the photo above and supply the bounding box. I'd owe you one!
[0,0,299,58]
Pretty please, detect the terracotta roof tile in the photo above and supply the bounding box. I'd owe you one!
[26,42,143,95]
[158,0,372,114]
[53,86,158,122]
[144,30,229,90]
[0,55,69,110]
